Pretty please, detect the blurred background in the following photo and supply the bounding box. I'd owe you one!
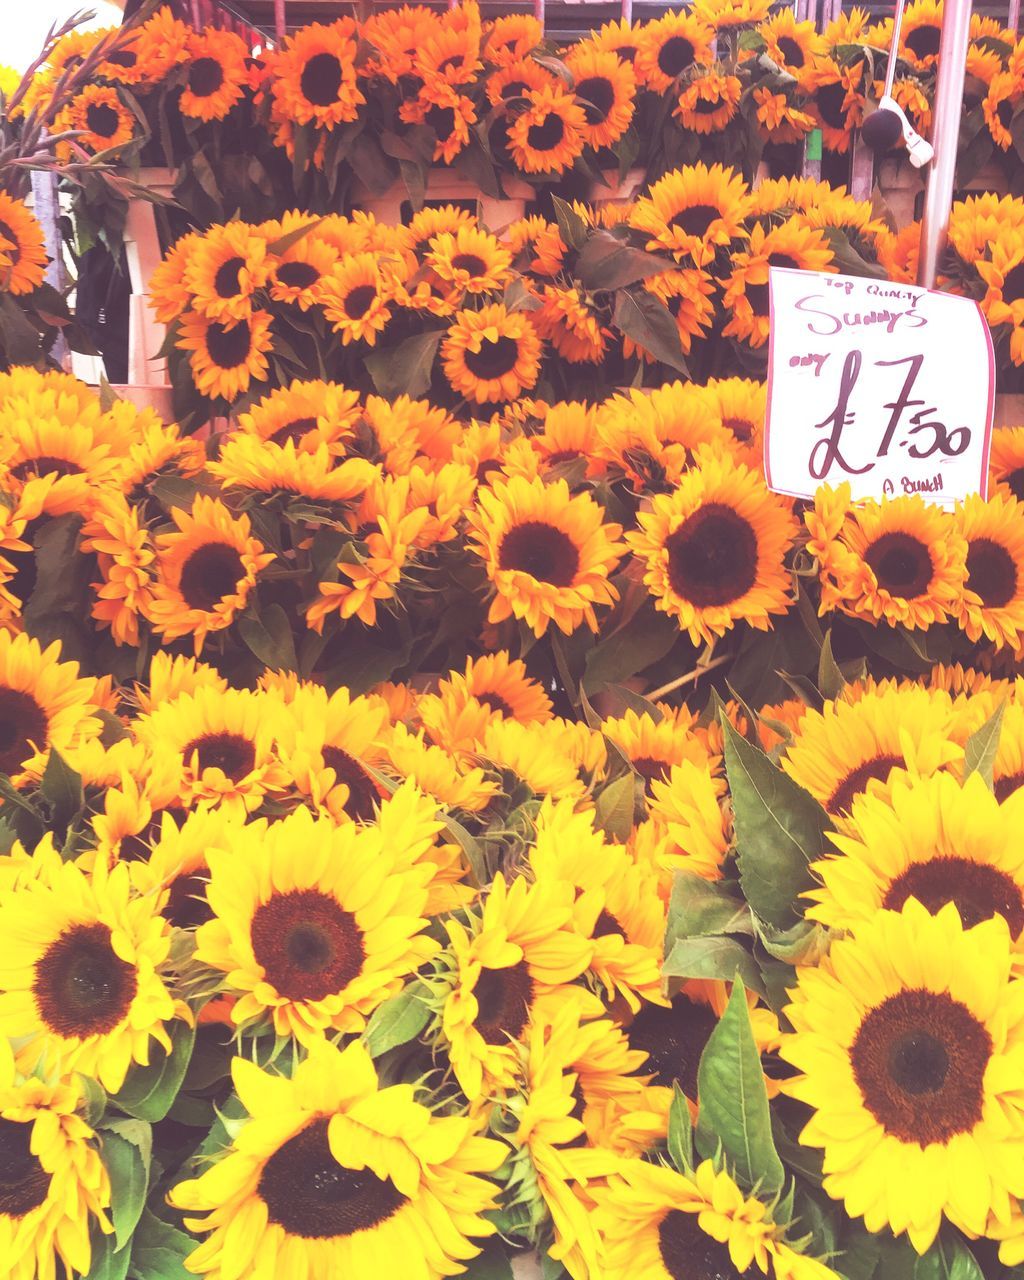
[8,2,124,71]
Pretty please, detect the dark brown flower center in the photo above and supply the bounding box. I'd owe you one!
[826,752,902,815]
[0,688,48,775]
[777,35,806,68]
[165,871,213,930]
[864,531,934,598]
[464,334,520,379]
[722,415,756,442]
[966,536,1018,608]
[106,49,137,69]
[996,99,1014,130]
[851,988,991,1143]
[498,520,581,586]
[9,457,84,481]
[1002,261,1024,306]
[181,731,256,781]
[627,994,718,1097]
[905,24,941,59]
[692,91,727,115]
[188,56,225,97]
[746,253,800,316]
[0,1119,50,1219]
[269,416,318,446]
[214,257,245,299]
[1005,466,1024,503]
[575,76,615,124]
[85,101,120,139]
[342,284,377,319]
[451,253,488,276]
[815,80,848,129]
[0,221,19,264]
[630,755,671,785]
[258,1117,406,1238]
[179,542,245,612]
[33,922,137,1037]
[205,319,253,369]
[118,814,168,863]
[657,35,696,77]
[425,104,456,138]
[321,746,381,822]
[300,52,344,107]
[658,1207,745,1280]
[592,908,623,938]
[276,261,320,290]
[476,692,514,717]
[882,856,1024,935]
[665,502,759,608]
[995,771,1024,802]
[670,204,719,239]
[473,959,534,1044]
[250,889,365,1001]
[526,112,566,151]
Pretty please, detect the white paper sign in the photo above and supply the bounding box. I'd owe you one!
[765,267,994,508]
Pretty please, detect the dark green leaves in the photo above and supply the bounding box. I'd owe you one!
[237,603,299,673]
[575,231,676,291]
[963,700,1005,791]
[612,288,689,374]
[365,329,443,400]
[112,1021,195,1123]
[101,1119,151,1251]
[363,983,431,1057]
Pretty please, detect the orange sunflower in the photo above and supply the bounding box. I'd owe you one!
[722,218,836,347]
[442,303,542,404]
[508,86,587,175]
[179,29,249,120]
[270,19,365,129]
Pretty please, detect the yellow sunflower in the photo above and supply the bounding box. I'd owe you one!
[267,225,339,310]
[134,650,228,715]
[147,494,274,653]
[442,303,542,404]
[479,718,590,801]
[600,704,710,789]
[692,0,773,26]
[627,452,797,646]
[148,231,202,323]
[0,194,45,296]
[210,435,376,504]
[674,69,742,134]
[990,425,1024,503]
[984,72,1020,151]
[635,11,714,93]
[320,252,395,346]
[270,19,365,129]
[782,900,1024,1251]
[759,8,825,85]
[0,1040,112,1280]
[0,632,99,784]
[467,473,625,637]
[629,162,750,267]
[508,85,587,175]
[954,493,1024,648]
[383,721,499,813]
[182,222,271,323]
[440,872,596,1098]
[485,13,544,65]
[60,84,135,155]
[179,29,249,120]
[193,805,437,1045]
[170,1038,504,1279]
[425,226,512,298]
[176,308,273,402]
[418,651,553,755]
[706,375,766,463]
[533,285,608,364]
[565,44,636,148]
[990,701,1024,803]
[806,58,865,153]
[232,377,362,453]
[722,219,835,348]
[780,684,962,818]
[629,268,716,359]
[0,858,189,1093]
[81,492,156,647]
[125,806,240,932]
[977,231,1024,365]
[595,1157,838,1280]
[644,761,732,889]
[899,0,944,69]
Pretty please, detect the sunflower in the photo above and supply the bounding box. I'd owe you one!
[783,899,1024,1251]
[990,426,1024,504]
[600,705,709,790]
[407,83,478,164]
[485,13,543,65]
[674,70,742,134]
[990,701,1024,803]
[266,228,338,311]
[420,650,554,755]
[635,11,713,93]
[270,19,364,129]
[595,380,734,488]
[440,872,596,1098]
[780,684,962,819]
[952,493,1024,648]
[631,269,717,360]
[81,492,156,647]
[983,72,1020,151]
[234,377,362,453]
[425,226,512,298]
[0,194,45,296]
[180,29,248,120]
[627,452,797,646]
[0,857,189,1093]
[508,86,587,175]
[485,57,558,107]
[759,9,826,85]
[194,805,437,1044]
[467,473,624,637]
[182,221,270,323]
[0,1040,112,1280]
[806,58,865,153]
[384,721,498,813]
[405,203,477,251]
[530,285,606,364]
[127,807,241,932]
[363,3,441,80]
[60,84,135,154]
[170,1038,504,1279]
[148,231,202,323]
[275,684,390,822]
[595,1157,837,1280]
[320,252,396,346]
[147,495,273,653]
[641,761,732,891]
[753,85,816,142]
[208,435,376,504]
[564,45,636,148]
[692,0,773,26]
[806,770,1024,946]
[629,163,750,267]
[480,718,589,801]
[722,218,835,348]
[899,0,944,69]
[442,303,542,404]
[176,308,273,402]
[977,231,1024,365]
[136,686,288,820]
[706,375,766,463]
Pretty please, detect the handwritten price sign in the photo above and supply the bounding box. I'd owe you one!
[765,267,994,508]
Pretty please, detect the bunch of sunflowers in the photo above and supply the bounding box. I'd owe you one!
[19,2,1024,232]
[2,341,1024,1278]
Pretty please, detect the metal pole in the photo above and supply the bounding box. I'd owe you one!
[274,0,286,41]
[882,0,907,100]
[534,0,545,31]
[620,0,632,23]
[1009,0,1021,34]
[917,0,972,289]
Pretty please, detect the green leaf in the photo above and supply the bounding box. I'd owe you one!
[149,475,201,512]
[575,231,676,291]
[100,1122,151,1250]
[593,773,637,843]
[82,1231,132,1280]
[695,982,784,1197]
[817,630,845,701]
[721,716,827,930]
[663,936,766,998]
[23,514,83,622]
[667,1083,694,1172]
[365,330,443,400]
[128,1210,194,1280]
[550,195,588,251]
[963,700,1005,792]
[461,1241,514,1280]
[912,1230,985,1280]
[612,288,689,374]
[583,607,678,691]
[237,604,299,673]
[666,871,753,942]
[40,749,83,831]
[111,1021,195,1123]
[363,983,431,1057]
[267,216,323,257]
[758,918,831,966]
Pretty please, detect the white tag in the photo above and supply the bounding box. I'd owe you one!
[764,267,994,508]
